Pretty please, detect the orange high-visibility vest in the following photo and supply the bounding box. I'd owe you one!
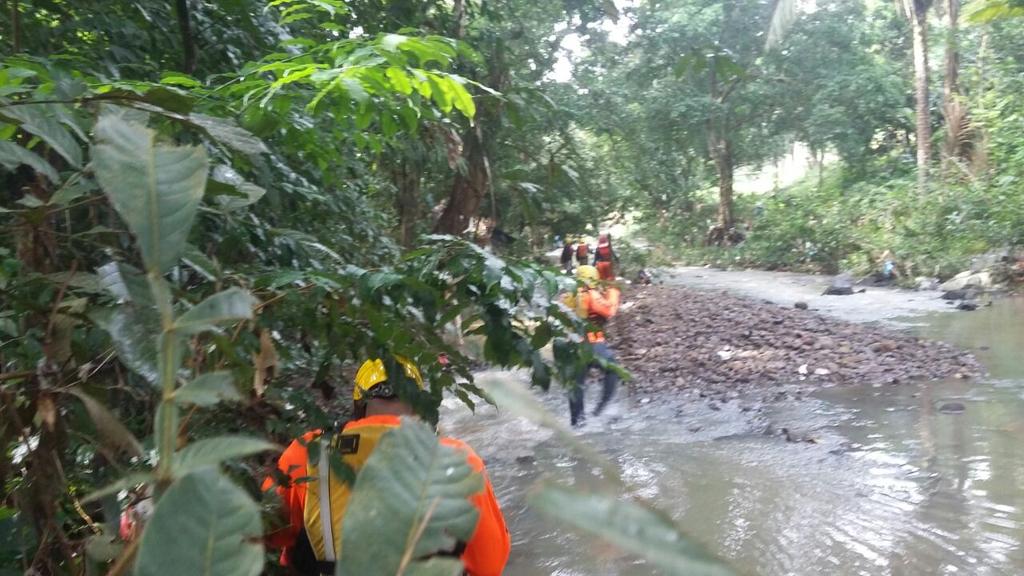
[263,415,510,576]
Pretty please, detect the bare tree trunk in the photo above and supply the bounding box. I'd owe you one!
[710,133,735,232]
[910,2,932,192]
[452,0,465,40]
[942,0,970,169]
[392,159,422,247]
[434,123,490,235]
[9,0,21,53]
[174,0,198,74]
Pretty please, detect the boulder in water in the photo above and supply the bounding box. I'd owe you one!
[938,402,966,414]
[823,273,855,295]
[939,270,993,292]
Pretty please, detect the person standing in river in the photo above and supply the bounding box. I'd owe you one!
[563,265,622,426]
[593,233,619,281]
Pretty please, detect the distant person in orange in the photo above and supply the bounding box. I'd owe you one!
[575,237,591,267]
[264,357,510,576]
[563,265,622,426]
[593,233,619,280]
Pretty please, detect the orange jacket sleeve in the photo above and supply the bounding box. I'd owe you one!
[587,287,621,319]
[442,438,511,576]
[263,431,319,554]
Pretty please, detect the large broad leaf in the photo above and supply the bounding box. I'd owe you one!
[91,304,161,384]
[175,372,242,406]
[0,104,83,167]
[91,113,208,274]
[172,435,276,477]
[96,261,151,304]
[173,288,256,335]
[0,141,59,183]
[134,469,263,576]
[337,418,482,576]
[530,485,736,576]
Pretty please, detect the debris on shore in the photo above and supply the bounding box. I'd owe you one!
[612,285,982,398]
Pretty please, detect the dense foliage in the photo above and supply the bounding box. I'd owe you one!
[569,0,1024,275]
[4,0,1024,574]
[0,2,635,574]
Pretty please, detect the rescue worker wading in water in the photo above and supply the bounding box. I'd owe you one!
[264,358,511,576]
[563,265,622,426]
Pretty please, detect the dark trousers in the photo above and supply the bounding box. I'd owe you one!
[569,341,619,426]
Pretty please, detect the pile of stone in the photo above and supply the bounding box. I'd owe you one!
[612,285,981,398]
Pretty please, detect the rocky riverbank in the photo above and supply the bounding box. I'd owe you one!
[612,284,982,399]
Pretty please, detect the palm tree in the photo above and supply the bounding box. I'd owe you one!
[902,0,935,193]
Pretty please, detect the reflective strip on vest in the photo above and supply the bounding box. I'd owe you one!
[318,447,336,562]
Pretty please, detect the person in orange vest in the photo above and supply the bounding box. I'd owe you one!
[593,233,619,281]
[264,357,510,576]
[575,237,591,267]
[563,265,622,426]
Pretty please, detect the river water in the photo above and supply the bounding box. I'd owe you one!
[440,271,1024,576]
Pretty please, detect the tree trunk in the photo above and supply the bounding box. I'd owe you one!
[972,28,989,175]
[433,123,491,235]
[942,0,970,169]
[710,133,735,232]
[434,24,508,237]
[174,0,198,74]
[9,0,20,52]
[910,2,932,192]
[392,159,422,247]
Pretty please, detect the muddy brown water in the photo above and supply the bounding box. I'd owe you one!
[440,272,1024,576]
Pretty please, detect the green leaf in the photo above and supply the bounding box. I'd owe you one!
[91,305,161,383]
[173,435,276,477]
[182,245,221,281]
[91,112,208,274]
[175,372,242,406]
[385,67,413,95]
[48,175,96,205]
[160,74,202,88]
[96,261,151,304]
[68,388,144,458]
[447,78,476,119]
[530,485,736,576]
[0,141,59,183]
[0,104,83,167]
[134,470,263,576]
[338,418,482,576]
[173,288,255,335]
[190,114,269,156]
[208,165,266,211]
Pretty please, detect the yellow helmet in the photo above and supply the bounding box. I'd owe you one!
[353,357,424,401]
[576,265,599,285]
